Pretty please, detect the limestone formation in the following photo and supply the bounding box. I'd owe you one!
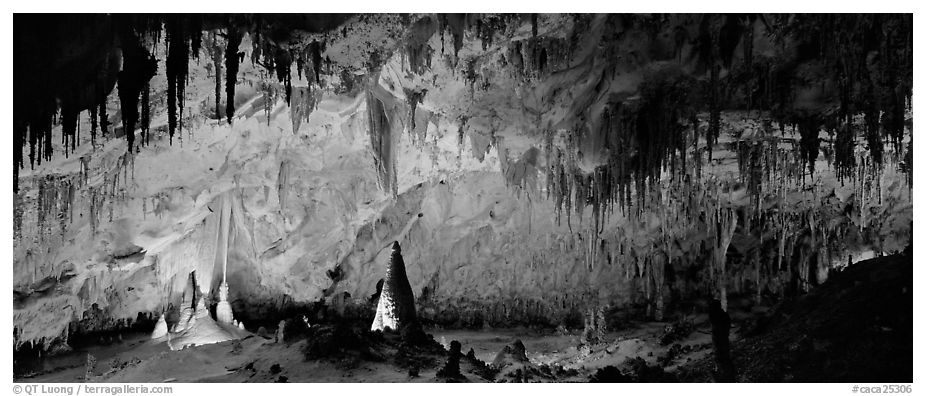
[150,314,168,339]
[275,320,286,343]
[492,339,529,369]
[436,340,463,380]
[167,296,238,351]
[216,282,234,324]
[213,194,235,325]
[371,241,418,332]
[709,299,735,382]
[173,272,199,333]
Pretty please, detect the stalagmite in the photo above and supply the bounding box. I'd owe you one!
[709,299,735,382]
[214,195,235,325]
[168,296,238,351]
[173,272,198,333]
[371,241,418,332]
[150,314,168,339]
[216,282,234,325]
[713,206,737,312]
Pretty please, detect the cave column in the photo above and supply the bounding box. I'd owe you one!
[215,194,235,324]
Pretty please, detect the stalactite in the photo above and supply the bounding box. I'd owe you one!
[271,48,294,105]
[225,29,243,124]
[309,39,323,84]
[207,32,224,120]
[13,120,24,193]
[140,84,151,146]
[367,91,396,197]
[706,15,722,160]
[165,17,191,143]
[405,16,436,75]
[60,101,78,157]
[797,116,822,177]
[404,88,426,141]
[290,86,320,134]
[117,30,158,152]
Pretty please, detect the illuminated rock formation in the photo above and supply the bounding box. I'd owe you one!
[10,15,914,354]
[215,282,234,325]
[371,242,417,332]
[172,272,199,333]
[150,314,168,340]
[167,296,237,351]
[213,194,235,325]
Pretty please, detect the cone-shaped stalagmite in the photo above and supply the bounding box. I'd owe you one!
[371,241,418,331]
[150,314,168,339]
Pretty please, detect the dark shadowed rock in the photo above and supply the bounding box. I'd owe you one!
[492,339,529,368]
[371,241,418,332]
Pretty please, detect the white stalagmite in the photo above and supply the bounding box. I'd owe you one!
[168,296,237,351]
[371,241,418,331]
[150,314,168,339]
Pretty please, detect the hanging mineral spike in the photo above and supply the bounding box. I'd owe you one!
[371,241,418,332]
[140,84,151,146]
[165,16,191,143]
[207,32,224,120]
[272,48,294,105]
[310,40,323,84]
[367,90,396,197]
[117,27,158,152]
[99,100,109,139]
[797,116,822,176]
[225,28,243,124]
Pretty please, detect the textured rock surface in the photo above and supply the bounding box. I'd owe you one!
[371,242,418,331]
[150,315,168,339]
[12,14,913,352]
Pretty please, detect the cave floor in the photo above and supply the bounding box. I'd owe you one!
[17,318,723,383]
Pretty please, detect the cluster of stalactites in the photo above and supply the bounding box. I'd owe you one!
[543,67,697,227]
[164,16,203,144]
[743,15,911,177]
[290,86,322,134]
[252,35,326,106]
[403,16,437,75]
[118,25,159,153]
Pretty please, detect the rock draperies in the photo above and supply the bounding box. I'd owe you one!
[367,90,397,197]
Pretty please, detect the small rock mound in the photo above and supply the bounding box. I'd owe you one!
[491,339,554,383]
[491,339,529,368]
[436,340,464,381]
